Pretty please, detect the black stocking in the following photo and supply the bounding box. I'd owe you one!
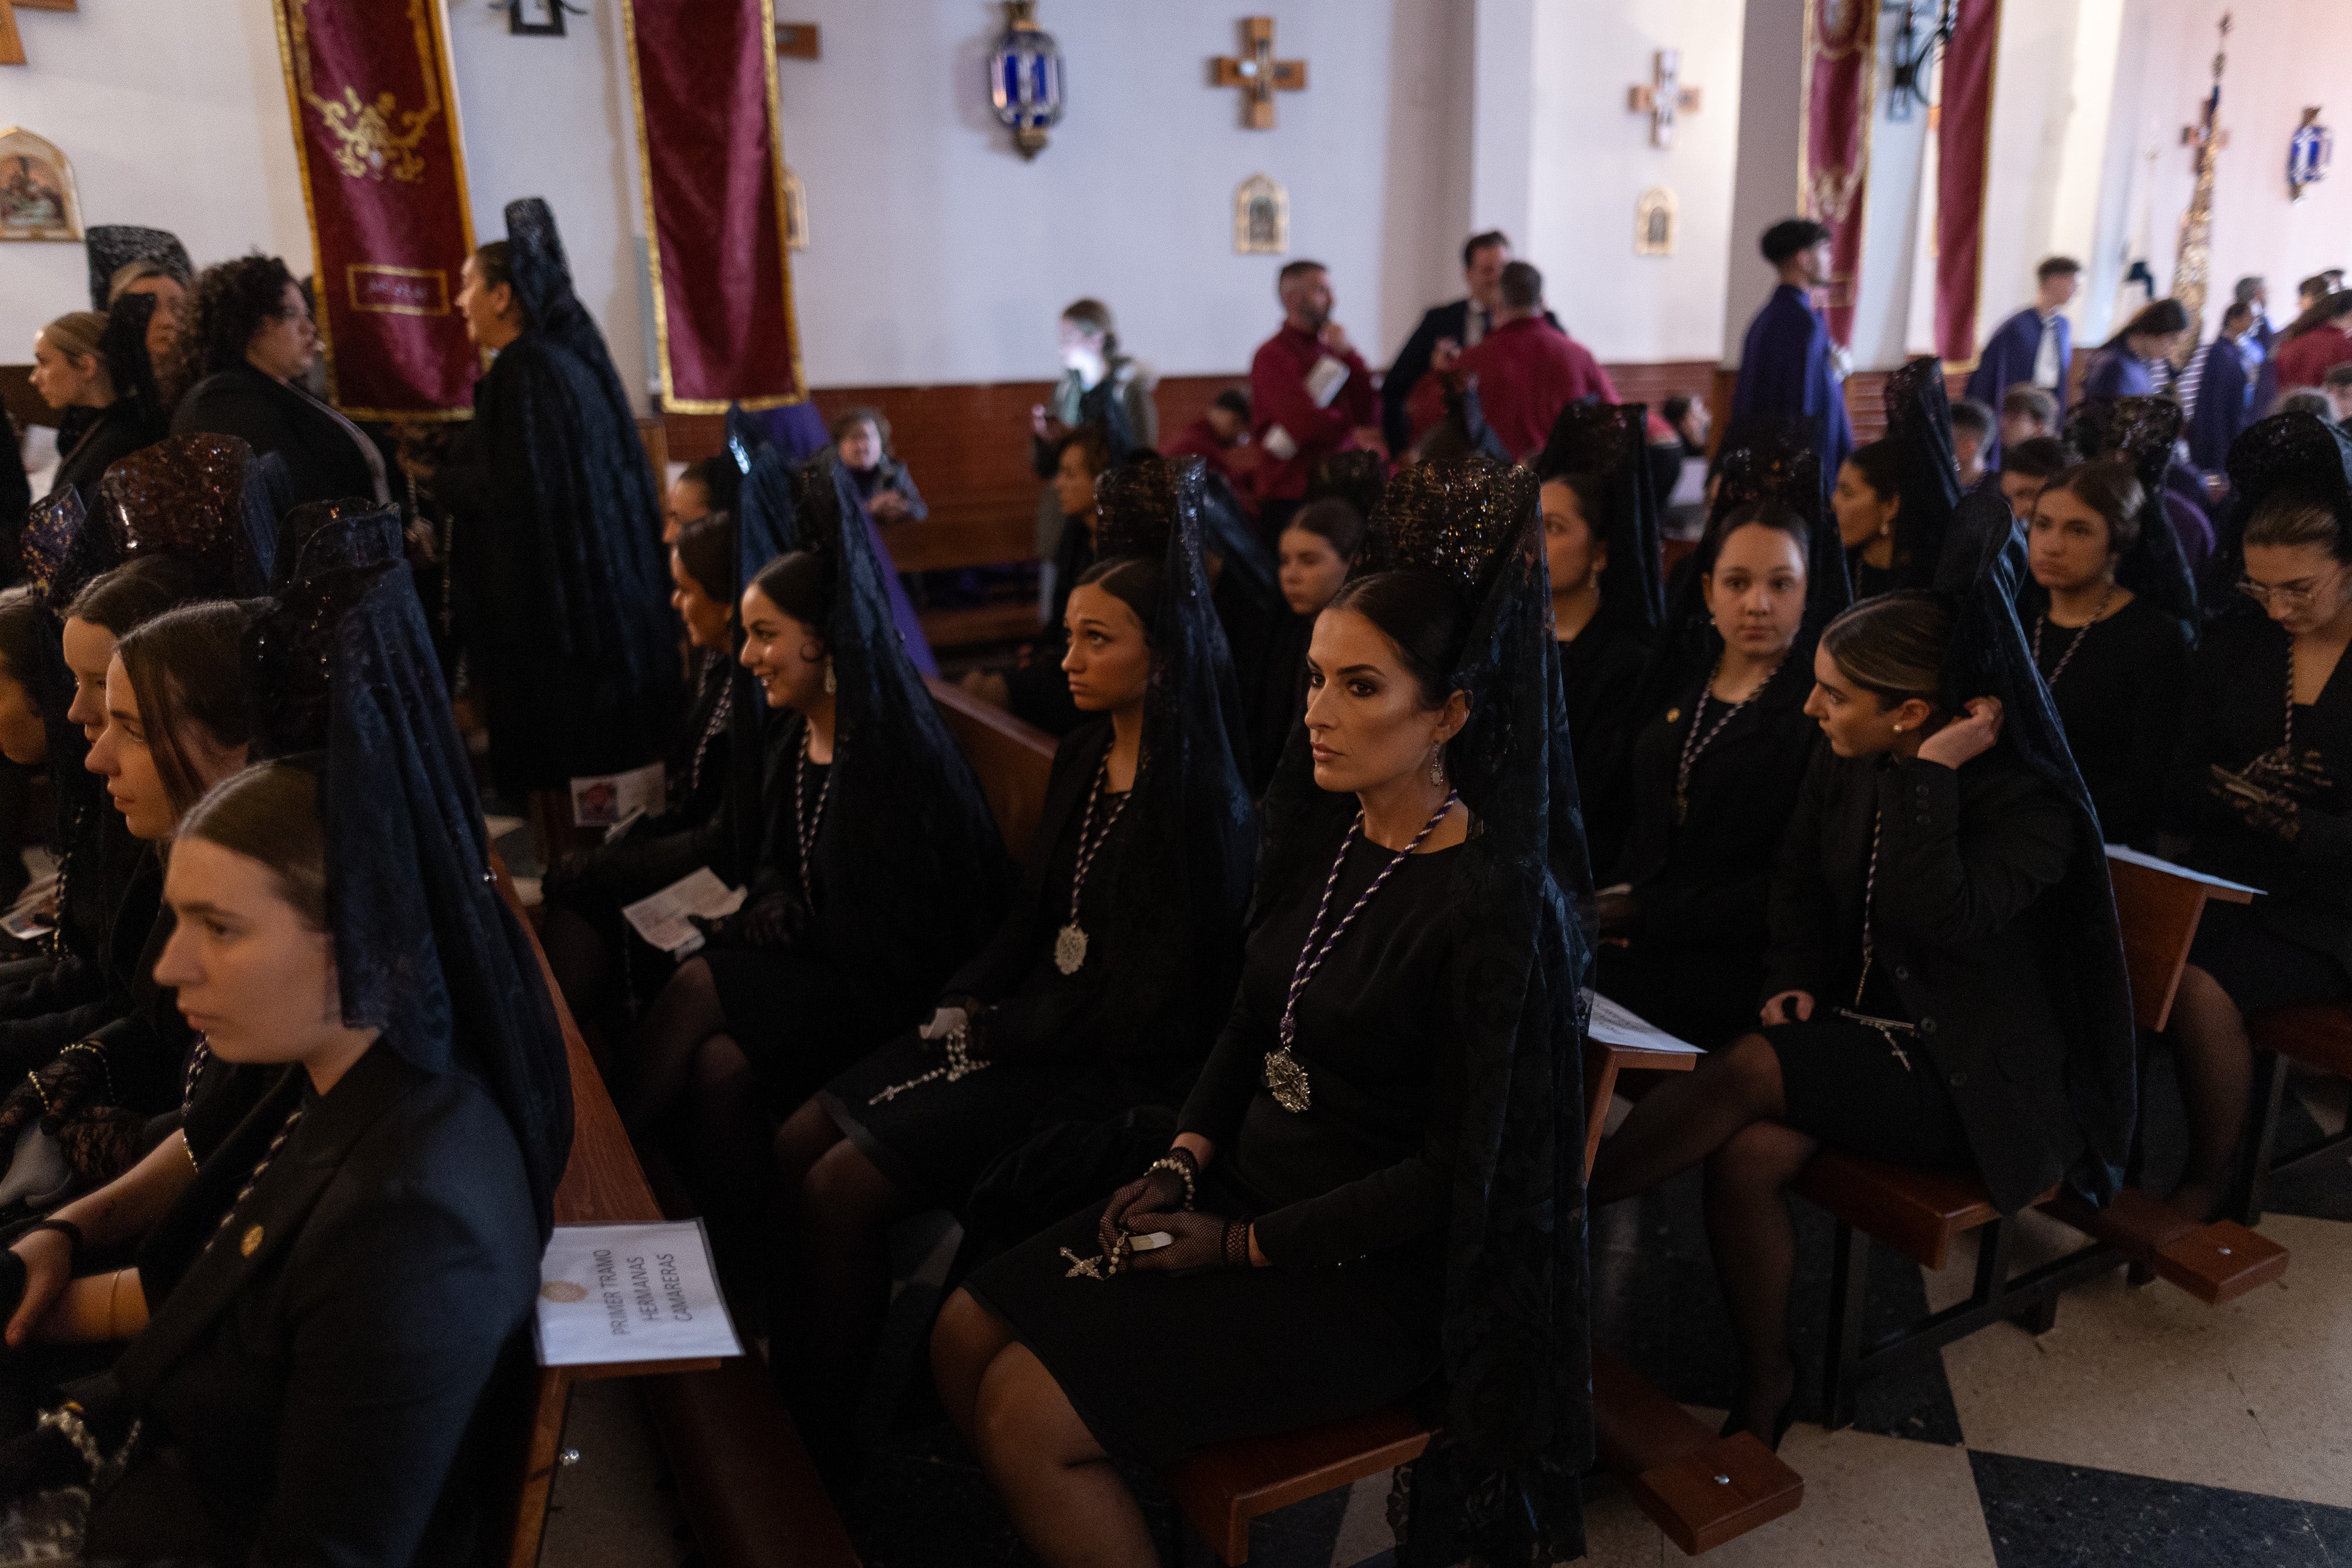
[624,958,727,1135]
[1704,1122,1817,1441]
[1589,1033,1789,1208]
[536,903,615,1076]
[771,1132,913,1472]
[2166,964,2253,1221]
[684,1034,775,1302]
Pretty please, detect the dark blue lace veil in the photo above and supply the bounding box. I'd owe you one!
[1930,492,2136,1204]
[1882,357,1963,589]
[1262,459,1592,1563]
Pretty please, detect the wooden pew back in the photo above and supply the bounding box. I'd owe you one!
[926,676,1057,862]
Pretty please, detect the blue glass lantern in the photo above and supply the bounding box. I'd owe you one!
[988,1,1064,162]
[2290,108,2333,203]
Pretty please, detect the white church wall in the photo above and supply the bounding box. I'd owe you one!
[1522,0,1750,365]
[1722,0,1807,367]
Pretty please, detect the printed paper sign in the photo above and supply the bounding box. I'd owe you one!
[536,1219,743,1367]
[570,762,666,828]
[620,868,746,956]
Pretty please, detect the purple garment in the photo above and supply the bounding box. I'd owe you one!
[1965,307,2071,467]
[1732,284,1853,496]
[2162,490,2215,579]
[738,402,831,464]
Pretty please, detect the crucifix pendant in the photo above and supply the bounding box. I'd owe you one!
[1262,1047,1311,1113]
[1054,924,1089,975]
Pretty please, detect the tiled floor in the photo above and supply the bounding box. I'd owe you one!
[541,1071,2352,1567]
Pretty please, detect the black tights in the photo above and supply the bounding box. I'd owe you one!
[537,902,617,1079]
[2164,964,2254,1222]
[1589,1034,1814,1442]
[770,1099,916,1471]
[629,959,775,1290]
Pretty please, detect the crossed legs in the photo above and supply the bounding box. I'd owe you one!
[931,1288,1157,1568]
[1590,1032,1813,1441]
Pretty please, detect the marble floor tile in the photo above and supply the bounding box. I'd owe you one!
[1970,1450,2352,1568]
[1582,1416,1998,1568]
[1937,1212,2352,1507]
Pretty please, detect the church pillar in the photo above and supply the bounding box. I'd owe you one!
[1722,0,1808,367]
[1467,0,1537,246]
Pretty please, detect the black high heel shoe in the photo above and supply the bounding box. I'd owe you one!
[1719,1390,1799,1451]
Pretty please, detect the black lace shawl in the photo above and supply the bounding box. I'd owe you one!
[1633,424,1850,726]
[95,293,168,453]
[1534,401,1668,641]
[458,198,677,787]
[784,455,1014,1007]
[2206,411,2352,619]
[1260,459,1592,1563]
[2061,397,2201,630]
[1932,492,2137,1205]
[239,453,294,597]
[303,566,572,1239]
[1880,357,1963,590]
[83,225,191,311]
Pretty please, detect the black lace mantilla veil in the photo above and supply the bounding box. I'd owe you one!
[95,293,167,448]
[1307,449,1388,523]
[1883,356,1963,589]
[1632,423,1849,724]
[1535,401,1668,640]
[795,453,1013,995]
[19,489,122,965]
[1257,459,1592,1564]
[2062,396,2201,630]
[472,196,677,787]
[83,225,192,311]
[1084,455,1257,1081]
[98,433,272,599]
[1933,492,2136,1205]
[2207,410,2352,618]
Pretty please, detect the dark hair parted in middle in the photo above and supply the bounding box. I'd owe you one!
[185,253,299,378]
[750,550,833,646]
[1326,568,1472,710]
[1702,498,1812,576]
[180,760,328,932]
[1073,554,1165,636]
[2038,457,2146,555]
[2244,492,2352,561]
[66,555,209,637]
[1285,497,1367,561]
[1819,590,1955,711]
[115,599,258,820]
[672,511,740,606]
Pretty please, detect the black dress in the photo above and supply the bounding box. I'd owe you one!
[49,401,159,510]
[1557,622,1651,873]
[2023,593,2191,848]
[820,723,1139,1202]
[1761,745,2084,1212]
[964,821,1464,1467]
[172,365,386,509]
[1597,655,1818,1047]
[2164,616,2352,1009]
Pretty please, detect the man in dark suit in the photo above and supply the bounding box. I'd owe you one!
[1381,230,1561,456]
[1963,255,2080,464]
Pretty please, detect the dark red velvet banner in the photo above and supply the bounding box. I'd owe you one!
[1935,0,2002,363]
[1799,0,1877,348]
[270,0,478,420]
[623,0,807,413]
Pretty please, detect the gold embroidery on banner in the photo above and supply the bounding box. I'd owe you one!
[286,0,443,183]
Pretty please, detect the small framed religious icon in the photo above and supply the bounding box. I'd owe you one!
[783,166,810,251]
[1234,173,1288,256]
[501,0,580,38]
[0,129,81,242]
[1633,186,1677,257]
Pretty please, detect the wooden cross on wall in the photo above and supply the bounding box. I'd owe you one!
[0,0,79,67]
[1212,17,1305,131]
[1627,49,1702,150]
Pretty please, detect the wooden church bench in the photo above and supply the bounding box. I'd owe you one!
[1797,850,2287,1430]
[1162,1034,1802,1563]
[2233,1002,2352,1226]
[926,676,1058,862]
[485,851,860,1568]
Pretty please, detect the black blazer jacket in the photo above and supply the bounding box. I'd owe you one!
[173,364,383,509]
[82,1044,540,1566]
[1765,747,2084,1212]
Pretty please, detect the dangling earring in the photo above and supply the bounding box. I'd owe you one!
[1428,746,1446,787]
[823,658,837,696]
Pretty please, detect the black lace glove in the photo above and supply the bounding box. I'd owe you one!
[2209,762,2310,845]
[2241,747,2344,812]
[1095,1152,1194,1256]
[689,891,808,952]
[0,1047,112,1151]
[1118,1209,1250,1273]
[55,1108,146,1185]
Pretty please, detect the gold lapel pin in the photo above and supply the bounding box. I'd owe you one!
[240,1224,264,1258]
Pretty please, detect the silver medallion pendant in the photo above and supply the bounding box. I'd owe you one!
[1054,923,1089,975]
[1262,1047,1311,1112]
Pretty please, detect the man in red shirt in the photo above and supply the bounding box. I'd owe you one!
[2276,291,2352,392]
[1162,387,1257,513]
[1405,261,1618,462]
[1249,260,1381,534]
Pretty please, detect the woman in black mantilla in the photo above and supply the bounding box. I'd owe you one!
[1598,432,1846,1049]
[1591,495,2134,1445]
[439,198,679,804]
[1534,401,1668,870]
[34,295,168,511]
[1832,358,1963,598]
[0,547,566,1562]
[2157,412,2352,1222]
[774,456,1255,1467]
[2021,432,2194,850]
[1238,452,1384,795]
[619,459,1011,1252]
[933,459,1594,1567]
